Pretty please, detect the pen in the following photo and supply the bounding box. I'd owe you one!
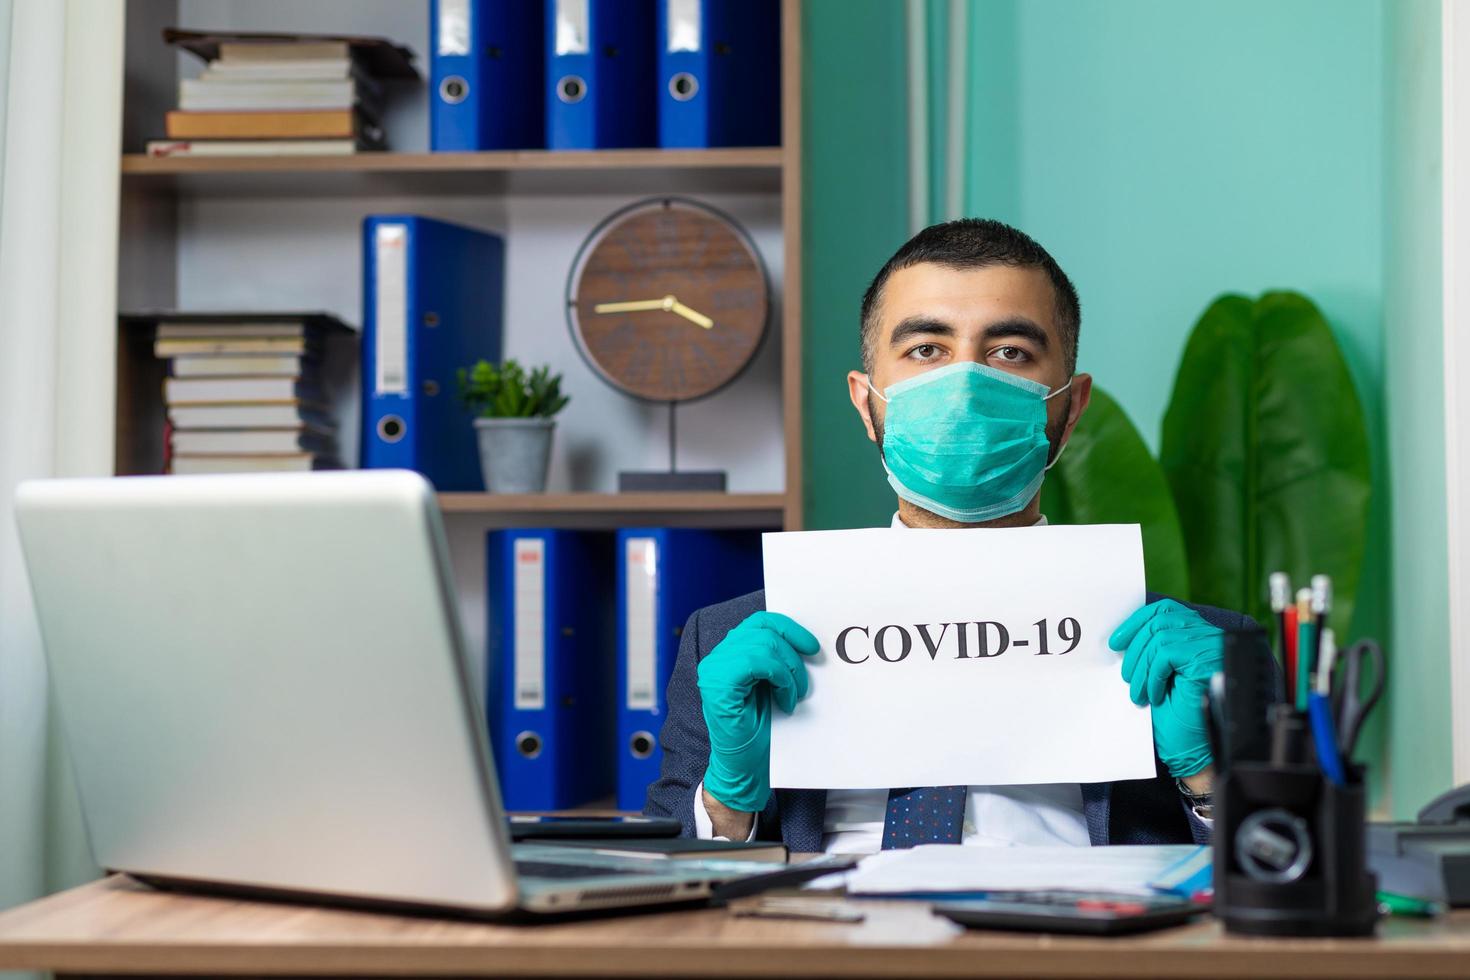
[1295,589,1314,713]
[1310,574,1332,673]
[731,897,867,923]
[1376,891,1441,918]
[1283,603,1300,705]
[1309,628,1345,785]
[1270,571,1291,665]
[1316,627,1340,696]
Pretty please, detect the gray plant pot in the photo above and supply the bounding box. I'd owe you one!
[473,417,555,494]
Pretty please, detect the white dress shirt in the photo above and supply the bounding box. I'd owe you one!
[693,512,1092,853]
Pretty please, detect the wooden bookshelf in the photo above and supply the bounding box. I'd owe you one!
[114,0,804,533]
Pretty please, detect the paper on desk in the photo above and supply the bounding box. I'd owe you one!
[838,844,1205,897]
[764,524,1154,788]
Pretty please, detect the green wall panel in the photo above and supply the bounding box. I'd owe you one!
[801,0,911,530]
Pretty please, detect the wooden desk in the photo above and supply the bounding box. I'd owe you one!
[0,875,1468,978]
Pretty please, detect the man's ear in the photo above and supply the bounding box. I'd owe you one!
[1058,372,1093,446]
[847,370,879,443]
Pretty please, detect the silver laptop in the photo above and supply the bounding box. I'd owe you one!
[14,470,766,917]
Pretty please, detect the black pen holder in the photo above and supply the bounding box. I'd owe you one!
[1213,761,1378,936]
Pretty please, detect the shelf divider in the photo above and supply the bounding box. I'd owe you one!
[435,492,787,529]
[120,148,786,197]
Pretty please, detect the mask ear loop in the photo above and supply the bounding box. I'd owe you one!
[864,376,889,403]
[1043,376,1076,471]
[1044,440,1068,472]
[1044,377,1073,401]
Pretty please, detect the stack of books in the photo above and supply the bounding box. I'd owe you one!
[148,39,387,158]
[150,314,350,474]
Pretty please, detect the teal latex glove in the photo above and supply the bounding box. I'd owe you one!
[697,611,820,812]
[1108,599,1224,779]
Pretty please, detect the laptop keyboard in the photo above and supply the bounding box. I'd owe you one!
[515,859,655,880]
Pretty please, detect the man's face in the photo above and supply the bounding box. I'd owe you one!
[846,261,1092,466]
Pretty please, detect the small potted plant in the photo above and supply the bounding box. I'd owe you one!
[457,359,569,494]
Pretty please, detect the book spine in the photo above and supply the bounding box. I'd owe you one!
[165,109,357,140]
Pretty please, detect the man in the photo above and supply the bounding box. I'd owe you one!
[646,219,1255,852]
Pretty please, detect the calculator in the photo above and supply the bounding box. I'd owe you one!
[933,891,1206,936]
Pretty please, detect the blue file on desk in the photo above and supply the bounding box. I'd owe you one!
[487,529,616,811]
[430,0,545,151]
[546,0,656,149]
[360,215,504,491]
[616,528,765,811]
[657,0,780,149]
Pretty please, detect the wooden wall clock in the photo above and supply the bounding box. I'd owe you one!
[566,197,770,490]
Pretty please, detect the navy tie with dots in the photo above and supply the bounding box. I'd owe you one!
[881,786,967,849]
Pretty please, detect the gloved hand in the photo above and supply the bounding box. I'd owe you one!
[697,611,820,812]
[1107,599,1224,778]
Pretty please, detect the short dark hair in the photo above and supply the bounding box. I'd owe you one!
[859,218,1081,375]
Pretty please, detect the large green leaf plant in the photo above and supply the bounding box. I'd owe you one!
[1160,291,1370,635]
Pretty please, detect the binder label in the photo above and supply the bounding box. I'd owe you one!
[555,0,590,54]
[513,538,546,710]
[437,0,471,55]
[373,224,409,396]
[667,0,701,52]
[625,537,659,710]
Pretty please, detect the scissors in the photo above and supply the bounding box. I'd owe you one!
[1335,639,1384,761]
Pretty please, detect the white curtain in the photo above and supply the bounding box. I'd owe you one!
[905,0,971,234]
[0,0,124,912]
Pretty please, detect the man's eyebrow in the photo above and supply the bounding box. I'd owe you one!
[887,315,1052,350]
[982,317,1050,349]
[887,317,955,347]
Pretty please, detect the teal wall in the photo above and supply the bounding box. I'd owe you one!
[1384,0,1450,818]
[968,0,1387,459]
[802,1,1451,812]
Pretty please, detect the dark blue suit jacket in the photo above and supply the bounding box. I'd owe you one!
[645,589,1263,851]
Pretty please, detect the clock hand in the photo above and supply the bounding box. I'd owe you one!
[593,298,670,314]
[669,300,714,330]
[593,294,714,330]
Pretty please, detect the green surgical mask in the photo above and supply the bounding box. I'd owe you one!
[866,362,1072,523]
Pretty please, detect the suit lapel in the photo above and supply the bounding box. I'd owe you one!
[777,788,827,853]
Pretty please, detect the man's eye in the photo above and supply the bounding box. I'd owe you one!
[909,344,942,361]
[992,346,1029,363]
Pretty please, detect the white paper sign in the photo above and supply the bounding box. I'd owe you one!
[764,524,1155,789]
